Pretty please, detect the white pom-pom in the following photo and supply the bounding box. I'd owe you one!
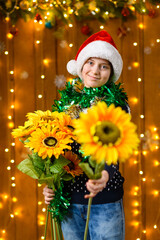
[66,60,77,76]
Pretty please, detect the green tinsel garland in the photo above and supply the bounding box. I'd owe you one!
[49,182,71,223]
[52,78,128,113]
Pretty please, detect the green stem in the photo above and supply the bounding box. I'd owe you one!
[56,221,63,240]
[50,211,54,240]
[84,197,93,240]
[44,206,49,240]
[52,218,57,240]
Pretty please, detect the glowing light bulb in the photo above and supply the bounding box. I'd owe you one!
[133,210,139,216]
[39,20,43,25]
[139,170,143,175]
[11,176,15,180]
[133,42,138,46]
[11,183,16,187]
[10,214,14,218]
[156,39,160,43]
[142,150,147,156]
[105,11,109,15]
[38,201,42,205]
[12,197,17,202]
[7,166,11,170]
[100,25,104,29]
[69,43,73,47]
[41,236,45,240]
[142,230,146,234]
[10,70,14,75]
[142,178,146,182]
[138,78,142,82]
[4,51,9,55]
[140,115,144,119]
[36,40,40,44]
[7,33,13,39]
[11,105,15,109]
[140,133,144,138]
[5,148,9,152]
[153,190,159,196]
[138,23,144,29]
[10,159,15,163]
[42,208,46,212]
[3,195,8,200]
[11,142,15,146]
[64,13,68,18]
[133,201,139,207]
[154,225,157,229]
[43,59,49,65]
[133,62,139,68]
[68,23,73,27]
[130,97,138,104]
[10,89,14,92]
[38,94,43,99]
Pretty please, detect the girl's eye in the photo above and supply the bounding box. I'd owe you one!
[101,65,108,69]
[88,61,93,65]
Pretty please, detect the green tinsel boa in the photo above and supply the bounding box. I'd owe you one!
[52,78,128,113]
[49,182,71,223]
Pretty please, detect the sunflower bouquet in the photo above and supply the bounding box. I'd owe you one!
[12,110,83,240]
[73,101,140,240]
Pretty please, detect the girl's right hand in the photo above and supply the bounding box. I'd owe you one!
[43,186,55,204]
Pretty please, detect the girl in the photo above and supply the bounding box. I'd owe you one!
[43,30,129,240]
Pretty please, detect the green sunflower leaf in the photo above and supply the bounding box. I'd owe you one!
[29,152,45,171]
[95,160,105,175]
[79,163,94,179]
[61,173,73,181]
[38,173,55,190]
[50,155,70,174]
[17,158,41,179]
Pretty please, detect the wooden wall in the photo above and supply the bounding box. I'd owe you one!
[0,12,160,240]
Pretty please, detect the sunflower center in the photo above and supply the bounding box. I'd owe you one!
[94,121,120,145]
[68,162,75,170]
[43,137,57,147]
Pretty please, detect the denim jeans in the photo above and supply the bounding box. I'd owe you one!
[61,199,125,240]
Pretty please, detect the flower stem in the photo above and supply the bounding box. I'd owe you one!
[52,218,57,240]
[56,221,63,240]
[44,206,49,240]
[50,211,54,240]
[84,197,93,240]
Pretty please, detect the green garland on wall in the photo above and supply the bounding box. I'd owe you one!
[0,0,159,28]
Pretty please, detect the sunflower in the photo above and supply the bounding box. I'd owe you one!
[73,102,139,165]
[63,151,83,177]
[26,110,62,127]
[25,124,74,159]
[12,120,36,140]
[27,110,76,139]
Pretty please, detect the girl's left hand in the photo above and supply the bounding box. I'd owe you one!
[85,170,109,198]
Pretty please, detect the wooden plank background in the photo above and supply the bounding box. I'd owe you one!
[0,11,160,240]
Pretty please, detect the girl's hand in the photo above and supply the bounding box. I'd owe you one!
[85,170,109,199]
[43,185,55,204]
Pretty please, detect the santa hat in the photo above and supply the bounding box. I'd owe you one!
[67,30,123,82]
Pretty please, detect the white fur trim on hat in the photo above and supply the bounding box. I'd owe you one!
[67,40,123,82]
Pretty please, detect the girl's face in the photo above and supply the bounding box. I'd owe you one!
[81,58,112,88]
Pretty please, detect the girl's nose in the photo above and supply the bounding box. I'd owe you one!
[92,64,99,75]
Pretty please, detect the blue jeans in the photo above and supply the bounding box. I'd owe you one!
[61,199,125,240]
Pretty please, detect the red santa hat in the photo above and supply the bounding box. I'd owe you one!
[67,30,123,82]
